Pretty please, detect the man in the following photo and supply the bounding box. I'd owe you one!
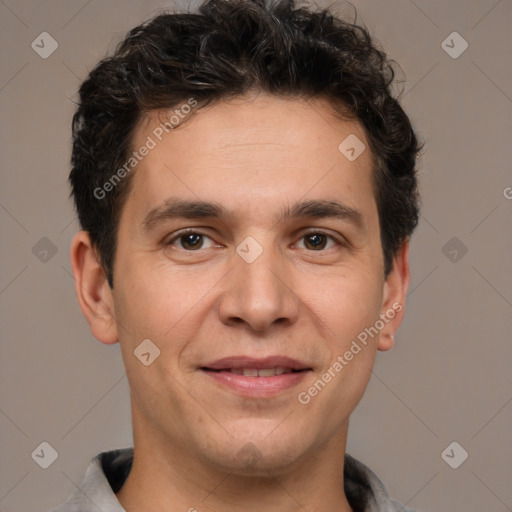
[53,0,421,510]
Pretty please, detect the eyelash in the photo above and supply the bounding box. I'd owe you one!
[164,228,345,251]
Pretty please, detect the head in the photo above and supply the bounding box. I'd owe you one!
[70,0,420,477]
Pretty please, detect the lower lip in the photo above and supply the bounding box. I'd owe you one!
[202,370,310,397]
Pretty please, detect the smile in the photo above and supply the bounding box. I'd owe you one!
[200,357,312,397]
[206,367,303,377]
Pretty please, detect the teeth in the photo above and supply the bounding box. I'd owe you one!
[242,368,259,377]
[228,368,293,377]
[258,368,277,377]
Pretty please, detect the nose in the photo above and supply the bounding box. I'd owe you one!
[217,243,300,333]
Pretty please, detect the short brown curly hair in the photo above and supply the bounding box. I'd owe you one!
[69,0,421,287]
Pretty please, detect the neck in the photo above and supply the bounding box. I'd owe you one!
[117,410,354,512]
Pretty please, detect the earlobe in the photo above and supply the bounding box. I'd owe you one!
[378,241,410,352]
[70,231,119,345]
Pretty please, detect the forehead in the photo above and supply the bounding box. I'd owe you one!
[124,95,377,225]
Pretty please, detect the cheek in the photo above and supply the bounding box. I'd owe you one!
[300,286,380,430]
[112,261,225,367]
[304,267,384,345]
[314,270,382,410]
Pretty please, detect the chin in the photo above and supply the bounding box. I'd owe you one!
[200,430,309,477]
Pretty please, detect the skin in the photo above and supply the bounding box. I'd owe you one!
[71,94,410,512]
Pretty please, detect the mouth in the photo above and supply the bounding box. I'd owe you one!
[200,356,312,397]
[203,367,306,376]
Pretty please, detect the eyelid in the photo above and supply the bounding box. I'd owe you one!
[164,228,218,247]
[294,229,346,249]
[163,227,348,250]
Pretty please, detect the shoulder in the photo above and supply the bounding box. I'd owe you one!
[47,448,133,512]
[344,453,417,512]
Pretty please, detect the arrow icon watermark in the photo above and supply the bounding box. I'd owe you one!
[134,339,161,366]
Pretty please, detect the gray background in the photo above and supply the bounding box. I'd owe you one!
[1,0,511,511]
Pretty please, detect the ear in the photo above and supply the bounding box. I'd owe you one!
[378,240,411,352]
[70,231,119,344]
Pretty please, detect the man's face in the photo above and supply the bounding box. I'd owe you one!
[106,95,400,474]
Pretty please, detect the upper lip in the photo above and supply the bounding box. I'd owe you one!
[202,356,311,371]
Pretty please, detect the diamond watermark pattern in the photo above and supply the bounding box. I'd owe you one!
[236,442,263,468]
[31,441,58,469]
[236,236,263,263]
[32,237,58,263]
[441,441,468,469]
[134,338,161,366]
[31,32,59,59]
[441,32,468,59]
[338,134,365,161]
[442,236,468,263]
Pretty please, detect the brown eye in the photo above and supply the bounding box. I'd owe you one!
[179,233,203,250]
[166,231,216,251]
[303,233,328,250]
[297,231,339,251]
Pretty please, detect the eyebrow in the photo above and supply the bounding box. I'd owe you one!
[282,199,363,228]
[142,198,363,231]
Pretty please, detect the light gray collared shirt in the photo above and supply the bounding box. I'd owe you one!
[49,448,415,512]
